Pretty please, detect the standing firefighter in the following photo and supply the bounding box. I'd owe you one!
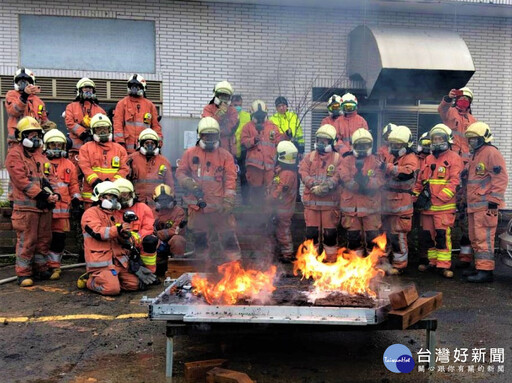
[78,114,129,208]
[153,185,187,276]
[113,74,162,154]
[417,132,431,170]
[299,124,341,262]
[43,130,81,280]
[6,117,59,287]
[438,87,476,161]
[463,122,508,283]
[129,128,174,211]
[231,95,252,204]
[5,68,50,146]
[201,81,239,155]
[80,181,149,295]
[65,78,106,166]
[267,141,298,262]
[338,129,384,256]
[377,123,396,161]
[176,117,241,265]
[241,99,284,205]
[270,96,305,156]
[380,125,418,274]
[333,93,368,146]
[414,124,463,278]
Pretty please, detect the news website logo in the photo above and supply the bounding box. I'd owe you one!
[383,344,415,373]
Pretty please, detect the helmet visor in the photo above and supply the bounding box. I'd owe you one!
[342,102,357,112]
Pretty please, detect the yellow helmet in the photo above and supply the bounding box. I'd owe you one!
[316,124,337,141]
[276,141,298,165]
[16,116,42,141]
[388,125,413,148]
[459,87,473,100]
[250,99,268,114]
[430,123,453,144]
[352,128,373,157]
[466,121,492,143]
[214,80,234,96]
[382,123,397,141]
[113,178,134,194]
[153,184,175,201]
[43,129,67,145]
[197,117,220,135]
[138,128,160,155]
[90,114,112,143]
[138,128,160,142]
[76,77,96,98]
[91,181,120,202]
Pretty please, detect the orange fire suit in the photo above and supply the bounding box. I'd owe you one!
[113,96,162,154]
[414,150,463,269]
[267,164,297,258]
[241,120,284,203]
[438,98,476,161]
[5,90,48,146]
[176,145,240,264]
[81,206,139,295]
[6,145,53,277]
[299,151,341,259]
[128,151,175,211]
[202,103,239,155]
[382,152,419,269]
[338,152,384,255]
[78,141,129,204]
[321,115,341,127]
[466,144,508,271]
[114,202,156,272]
[154,205,187,275]
[45,157,81,268]
[65,100,106,164]
[333,113,368,150]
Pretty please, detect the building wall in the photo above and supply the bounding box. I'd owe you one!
[0,0,511,200]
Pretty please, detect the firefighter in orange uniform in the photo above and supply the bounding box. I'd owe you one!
[414,124,463,278]
[113,74,162,154]
[153,184,187,276]
[416,132,431,170]
[202,81,239,155]
[267,141,298,262]
[333,93,368,147]
[176,117,241,265]
[65,78,106,166]
[43,130,81,280]
[463,122,508,283]
[338,129,384,256]
[6,117,58,287]
[380,125,418,274]
[78,114,129,208]
[80,181,155,295]
[5,68,50,146]
[299,125,341,262]
[128,128,174,211]
[241,99,284,205]
[112,179,158,275]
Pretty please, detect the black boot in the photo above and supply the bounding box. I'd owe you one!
[467,270,493,283]
[462,268,478,277]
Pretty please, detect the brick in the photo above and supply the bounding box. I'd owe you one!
[184,359,228,383]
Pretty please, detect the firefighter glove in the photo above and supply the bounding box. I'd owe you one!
[79,131,91,142]
[135,266,157,285]
[222,196,235,214]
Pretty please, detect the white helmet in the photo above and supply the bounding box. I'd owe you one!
[382,123,397,141]
[138,128,160,156]
[315,124,336,154]
[76,77,96,99]
[276,140,298,165]
[250,99,268,122]
[90,114,113,143]
[387,125,413,157]
[14,68,36,91]
[113,178,135,208]
[92,181,121,210]
[340,93,358,114]
[198,117,220,151]
[327,94,342,117]
[127,74,147,96]
[43,129,68,158]
[351,128,373,158]
[213,81,233,106]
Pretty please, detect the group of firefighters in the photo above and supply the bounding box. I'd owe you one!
[4,68,508,295]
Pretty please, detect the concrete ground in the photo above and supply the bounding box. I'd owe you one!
[1,256,511,383]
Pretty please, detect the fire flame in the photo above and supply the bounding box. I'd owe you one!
[293,234,387,297]
[191,261,277,305]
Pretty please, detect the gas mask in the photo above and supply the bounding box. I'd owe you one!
[129,86,144,97]
[417,144,431,154]
[214,93,231,106]
[314,141,333,154]
[119,195,134,209]
[468,137,485,152]
[81,90,95,100]
[22,134,42,150]
[16,80,30,92]
[199,134,219,151]
[93,128,112,143]
[45,148,67,158]
[330,109,341,118]
[390,145,407,158]
[101,197,121,210]
[455,98,470,111]
[155,196,176,211]
[431,141,449,157]
[140,141,159,156]
[353,143,372,158]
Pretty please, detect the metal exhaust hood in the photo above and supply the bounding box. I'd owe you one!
[348,25,475,99]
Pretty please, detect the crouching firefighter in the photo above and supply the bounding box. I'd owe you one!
[80,181,147,295]
[463,122,508,283]
[43,129,81,280]
[413,124,463,278]
[153,184,187,276]
[299,124,341,262]
[113,178,159,278]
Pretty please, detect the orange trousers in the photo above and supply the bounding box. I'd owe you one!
[275,213,294,257]
[421,213,455,269]
[382,215,412,269]
[86,262,139,296]
[468,210,498,271]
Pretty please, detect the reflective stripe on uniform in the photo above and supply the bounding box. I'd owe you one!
[34,253,47,266]
[133,179,164,184]
[71,124,82,134]
[87,260,113,268]
[441,188,455,198]
[82,192,92,199]
[140,253,156,266]
[86,174,99,183]
[428,179,450,185]
[429,203,456,212]
[14,200,37,207]
[125,121,147,128]
[475,251,494,260]
[303,200,338,207]
[91,167,119,174]
[104,227,111,239]
[384,204,413,214]
[52,209,69,214]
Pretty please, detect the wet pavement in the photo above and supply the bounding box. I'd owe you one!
[0,257,511,383]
